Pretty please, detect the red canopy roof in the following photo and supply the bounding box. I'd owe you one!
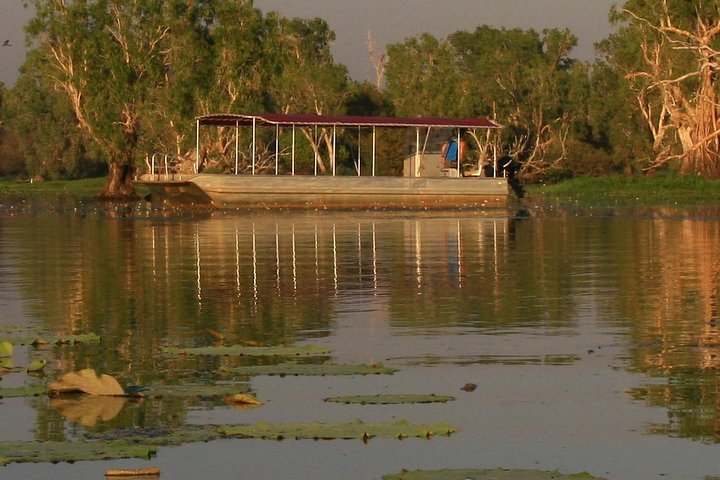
[197,113,500,129]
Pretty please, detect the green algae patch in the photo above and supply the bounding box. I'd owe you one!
[0,440,156,466]
[324,394,454,405]
[230,362,396,377]
[383,468,606,480]
[163,343,331,357]
[219,419,456,440]
[0,385,47,398]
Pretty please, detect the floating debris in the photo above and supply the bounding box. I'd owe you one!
[106,467,160,477]
[48,369,125,396]
[224,393,262,407]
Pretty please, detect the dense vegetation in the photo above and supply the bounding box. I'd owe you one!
[1,0,719,198]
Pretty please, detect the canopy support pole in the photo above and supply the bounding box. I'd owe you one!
[372,126,376,177]
[291,125,296,175]
[457,129,462,176]
[234,120,239,175]
[252,117,256,175]
[415,128,420,177]
[275,124,280,175]
[357,126,361,176]
[332,125,337,176]
[195,119,200,173]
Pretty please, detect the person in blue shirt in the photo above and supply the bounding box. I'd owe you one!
[441,132,466,169]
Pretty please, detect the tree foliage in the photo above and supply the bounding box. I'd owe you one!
[6,1,720,187]
[601,0,720,177]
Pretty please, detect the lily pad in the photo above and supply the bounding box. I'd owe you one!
[0,341,12,358]
[230,362,396,376]
[26,358,47,373]
[0,440,156,466]
[163,343,331,357]
[144,383,250,398]
[0,358,13,372]
[324,394,454,405]
[219,419,456,440]
[382,468,606,480]
[86,424,223,446]
[0,385,47,398]
[0,329,101,346]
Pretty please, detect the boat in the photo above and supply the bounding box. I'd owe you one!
[135,113,509,209]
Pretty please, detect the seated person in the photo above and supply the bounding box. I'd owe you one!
[441,134,466,169]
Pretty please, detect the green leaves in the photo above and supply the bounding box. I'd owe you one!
[219,419,456,441]
[0,440,156,466]
[230,362,397,376]
[162,343,332,357]
[324,394,454,405]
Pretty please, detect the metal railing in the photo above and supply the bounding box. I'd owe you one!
[145,153,194,179]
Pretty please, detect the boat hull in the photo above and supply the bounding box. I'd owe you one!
[136,174,509,209]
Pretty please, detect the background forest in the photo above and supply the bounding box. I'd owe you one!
[0,0,719,197]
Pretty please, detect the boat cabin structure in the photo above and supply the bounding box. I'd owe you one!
[136,113,509,209]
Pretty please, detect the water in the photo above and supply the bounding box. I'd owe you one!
[2,206,720,479]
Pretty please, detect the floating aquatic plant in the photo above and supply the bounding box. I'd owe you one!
[324,394,454,405]
[382,468,606,480]
[230,362,396,376]
[0,440,156,466]
[162,343,331,357]
[219,419,456,441]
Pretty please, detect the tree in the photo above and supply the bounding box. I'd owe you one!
[385,26,587,181]
[4,49,105,179]
[26,0,213,198]
[0,84,26,177]
[385,34,461,117]
[603,0,720,177]
[266,15,350,173]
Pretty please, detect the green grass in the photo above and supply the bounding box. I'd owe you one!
[525,175,720,205]
[0,176,107,200]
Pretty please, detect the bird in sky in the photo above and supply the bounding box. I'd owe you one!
[2,40,11,47]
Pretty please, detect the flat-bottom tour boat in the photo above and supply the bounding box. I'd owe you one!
[135,113,509,209]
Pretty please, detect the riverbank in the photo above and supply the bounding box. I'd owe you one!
[2,174,719,208]
[524,175,720,206]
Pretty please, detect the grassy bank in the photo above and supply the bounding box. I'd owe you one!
[525,175,720,205]
[0,177,108,200]
[1,174,719,207]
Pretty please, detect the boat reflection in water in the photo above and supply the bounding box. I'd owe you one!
[142,211,514,337]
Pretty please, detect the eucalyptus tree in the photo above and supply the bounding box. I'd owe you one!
[602,0,720,177]
[385,34,461,117]
[385,26,583,180]
[266,15,350,173]
[26,0,214,198]
[4,49,103,179]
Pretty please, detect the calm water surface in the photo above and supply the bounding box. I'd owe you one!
[2,205,720,479]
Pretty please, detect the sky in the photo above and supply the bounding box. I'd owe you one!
[0,0,618,88]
